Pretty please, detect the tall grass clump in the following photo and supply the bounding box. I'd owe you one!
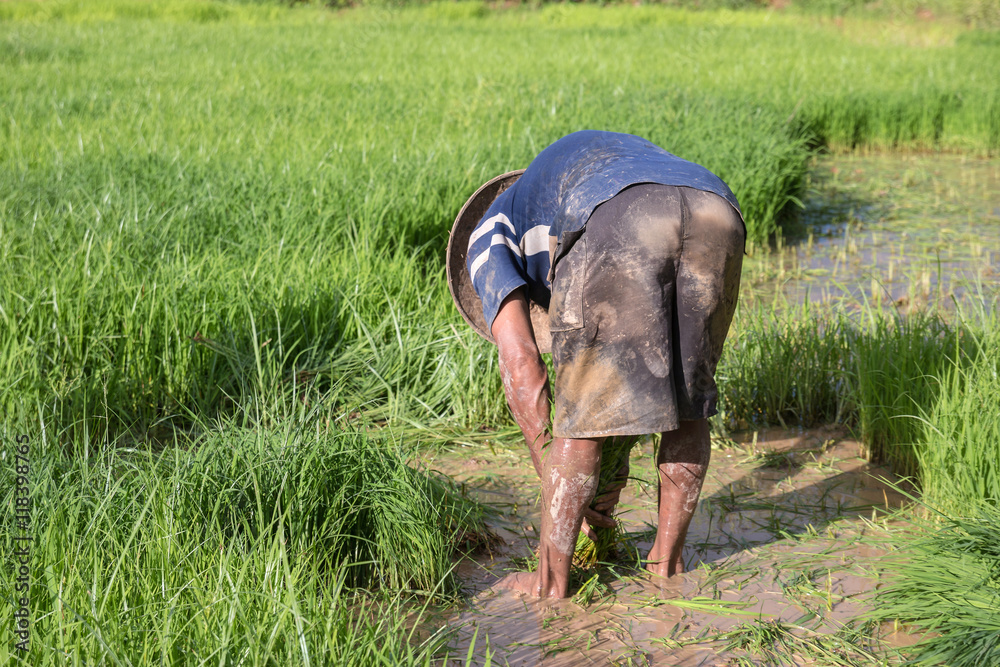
[849,310,966,473]
[871,503,1000,667]
[174,424,493,591]
[912,321,1000,514]
[720,303,985,477]
[869,317,1000,666]
[722,302,850,429]
[0,422,491,665]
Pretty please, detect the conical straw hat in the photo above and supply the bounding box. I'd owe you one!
[446,169,552,354]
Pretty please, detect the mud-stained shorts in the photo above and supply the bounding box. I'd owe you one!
[549,184,745,439]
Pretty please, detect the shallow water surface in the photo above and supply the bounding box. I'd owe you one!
[428,427,913,665]
[741,154,1000,310]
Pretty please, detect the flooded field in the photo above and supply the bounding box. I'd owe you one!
[420,153,1000,665]
[428,427,911,665]
[6,4,999,663]
[741,154,1000,310]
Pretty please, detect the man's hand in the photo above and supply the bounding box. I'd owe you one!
[492,289,552,474]
[581,462,629,537]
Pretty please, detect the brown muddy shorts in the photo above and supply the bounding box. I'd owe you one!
[549,184,745,439]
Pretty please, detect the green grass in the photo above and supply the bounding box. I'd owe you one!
[870,503,1000,667]
[912,318,1000,514]
[2,0,998,445]
[719,301,996,478]
[0,421,492,664]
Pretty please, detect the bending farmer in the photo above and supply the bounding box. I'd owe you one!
[446,130,745,598]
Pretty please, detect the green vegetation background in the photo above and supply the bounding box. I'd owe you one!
[3,0,998,437]
[1,1,999,664]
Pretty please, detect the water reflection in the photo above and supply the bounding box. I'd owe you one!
[741,154,1000,310]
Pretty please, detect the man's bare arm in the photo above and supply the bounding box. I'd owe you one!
[492,288,616,533]
[491,288,551,473]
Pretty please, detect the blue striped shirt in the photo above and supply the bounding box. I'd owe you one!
[467,131,742,332]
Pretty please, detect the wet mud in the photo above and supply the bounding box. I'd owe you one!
[427,426,916,665]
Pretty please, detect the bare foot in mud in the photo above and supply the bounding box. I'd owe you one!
[492,571,546,597]
[645,561,685,580]
[645,545,686,580]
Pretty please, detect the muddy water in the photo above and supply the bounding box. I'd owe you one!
[741,154,1000,310]
[428,427,914,665]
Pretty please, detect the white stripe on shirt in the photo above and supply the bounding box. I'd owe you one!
[520,225,551,256]
[469,233,521,284]
[467,213,516,251]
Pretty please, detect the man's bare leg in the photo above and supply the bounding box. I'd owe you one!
[494,436,603,598]
[491,290,611,597]
[646,419,711,578]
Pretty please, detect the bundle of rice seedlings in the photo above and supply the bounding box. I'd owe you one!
[872,502,1000,667]
[574,435,642,567]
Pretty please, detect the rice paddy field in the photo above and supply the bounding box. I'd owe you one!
[1,0,998,664]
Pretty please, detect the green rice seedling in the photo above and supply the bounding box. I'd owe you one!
[912,318,1000,514]
[718,618,887,666]
[571,572,614,608]
[721,301,851,430]
[173,424,495,592]
[574,435,641,567]
[644,596,760,617]
[739,445,801,471]
[850,310,967,475]
[871,502,1000,667]
[0,420,492,665]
